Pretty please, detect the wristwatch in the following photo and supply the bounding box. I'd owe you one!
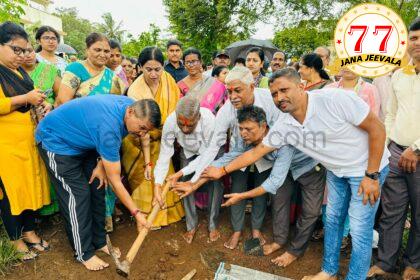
[411,143,420,156]
[365,171,380,180]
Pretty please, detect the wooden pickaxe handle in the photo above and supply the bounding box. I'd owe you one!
[125,181,171,263]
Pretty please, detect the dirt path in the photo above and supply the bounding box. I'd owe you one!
[3,209,350,280]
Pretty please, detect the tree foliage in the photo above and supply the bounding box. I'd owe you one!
[122,24,164,58]
[97,12,126,42]
[163,0,274,63]
[0,0,25,23]
[53,7,97,57]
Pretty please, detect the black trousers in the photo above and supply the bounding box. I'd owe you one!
[271,165,326,257]
[38,144,105,262]
[0,178,36,240]
[377,141,420,272]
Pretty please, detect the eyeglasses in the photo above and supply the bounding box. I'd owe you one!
[4,44,31,56]
[41,36,58,42]
[185,60,201,67]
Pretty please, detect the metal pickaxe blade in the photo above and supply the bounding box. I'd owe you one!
[106,235,130,277]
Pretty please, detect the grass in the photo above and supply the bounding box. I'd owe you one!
[0,225,22,276]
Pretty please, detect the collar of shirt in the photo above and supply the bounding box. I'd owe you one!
[165,61,185,70]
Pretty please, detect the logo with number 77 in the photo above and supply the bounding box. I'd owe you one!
[333,3,408,77]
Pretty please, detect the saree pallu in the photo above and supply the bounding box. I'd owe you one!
[30,62,60,215]
[178,76,226,114]
[123,72,184,227]
[62,61,125,97]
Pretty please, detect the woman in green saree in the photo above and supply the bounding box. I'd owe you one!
[22,42,61,216]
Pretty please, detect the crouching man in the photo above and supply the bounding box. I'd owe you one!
[36,94,160,271]
[153,95,223,243]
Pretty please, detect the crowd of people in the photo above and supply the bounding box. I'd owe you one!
[0,17,419,279]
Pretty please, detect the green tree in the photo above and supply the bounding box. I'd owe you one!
[0,0,25,23]
[273,20,334,59]
[163,0,274,63]
[97,12,126,42]
[53,7,97,57]
[122,24,163,58]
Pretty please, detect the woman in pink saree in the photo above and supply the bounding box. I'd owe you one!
[178,48,226,114]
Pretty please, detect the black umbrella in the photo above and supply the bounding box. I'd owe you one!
[57,43,77,55]
[226,39,279,63]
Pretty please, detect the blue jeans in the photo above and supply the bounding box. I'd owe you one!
[322,166,389,280]
[322,205,350,238]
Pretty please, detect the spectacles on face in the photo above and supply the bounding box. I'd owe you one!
[185,60,201,67]
[4,44,31,56]
[41,36,58,42]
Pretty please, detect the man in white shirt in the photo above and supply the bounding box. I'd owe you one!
[202,68,390,280]
[153,95,223,243]
[368,18,420,280]
[169,66,281,249]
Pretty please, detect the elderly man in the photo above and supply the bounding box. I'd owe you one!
[199,68,390,280]
[153,95,223,243]
[314,46,331,68]
[164,39,188,82]
[368,17,420,280]
[170,66,281,249]
[175,105,325,267]
[36,95,160,271]
[270,51,287,73]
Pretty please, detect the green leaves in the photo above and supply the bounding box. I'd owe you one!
[0,0,25,23]
[163,0,273,63]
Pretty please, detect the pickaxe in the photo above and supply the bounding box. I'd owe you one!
[107,181,171,277]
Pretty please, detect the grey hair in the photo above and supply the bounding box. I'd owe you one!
[176,95,200,119]
[225,65,254,85]
[269,67,301,85]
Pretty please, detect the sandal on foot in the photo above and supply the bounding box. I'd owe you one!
[25,238,50,252]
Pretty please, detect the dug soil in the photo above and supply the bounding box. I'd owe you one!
[3,209,353,280]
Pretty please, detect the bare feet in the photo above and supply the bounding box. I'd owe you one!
[403,266,420,280]
[224,232,241,250]
[209,229,221,242]
[302,271,337,280]
[271,251,298,267]
[252,229,266,246]
[263,242,282,256]
[367,265,386,278]
[82,255,109,271]
[182,228,198,244]
[98,245,121,258]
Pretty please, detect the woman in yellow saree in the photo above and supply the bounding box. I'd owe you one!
[122,47,184,227]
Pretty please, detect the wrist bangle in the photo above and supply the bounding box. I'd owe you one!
[143,162,153,168]
[131,208,140,217]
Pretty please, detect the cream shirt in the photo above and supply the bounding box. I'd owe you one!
[385,67,420,149]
